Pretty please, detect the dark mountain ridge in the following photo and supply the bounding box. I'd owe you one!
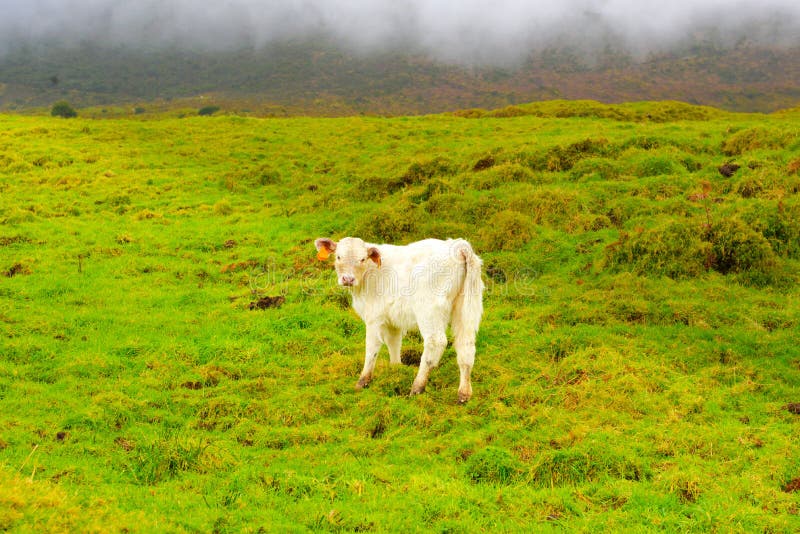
[1,40,798,115]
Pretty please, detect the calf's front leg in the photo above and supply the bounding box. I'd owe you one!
[356,324,382,390]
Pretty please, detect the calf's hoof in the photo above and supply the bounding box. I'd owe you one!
[409,383,426,396]
[457,390,472,404]
[355,376,371,390]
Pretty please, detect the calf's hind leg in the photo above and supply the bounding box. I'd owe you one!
[453,334,475,404]
[410,323,447,396]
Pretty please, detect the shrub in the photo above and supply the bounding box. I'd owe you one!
[479,210,533,252]
[451,108,486,118]
[483,253,524,284]
[526,138,610,172]
[486,105,528,118]
[425,192,501,226]
[705,218,777,275]
[405,178,452,204]
[722,127,791,156]
[51,101,77,118]
[605,219,711,279]
[402,157,456,184]
[128,434,212,485]
[224,164,281,189]
[508,186,579,228]
[352,202,420,243]
[472,154,496,171]
[358,158,457,199]
[742,202,800,258]
[465,446,521,484]
[529,449,650,487]
[735,176,764,198]
[213,199,233,216]
[632,155,678,177]
[569,157,621,181]
[469,163,535,190]
[198,106,221,116]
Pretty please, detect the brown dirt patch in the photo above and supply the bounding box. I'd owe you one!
[249,296,285,310]
[114,437,135,451]
[718,163,741,177]
[400,349,421,366]
[4,263,31,277]
[782,477,800,493]
[784,403,800,414]
[473,155,496,171]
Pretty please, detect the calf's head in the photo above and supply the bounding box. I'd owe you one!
[315,237,381,287]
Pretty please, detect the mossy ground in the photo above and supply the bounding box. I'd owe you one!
[1,101,799,531]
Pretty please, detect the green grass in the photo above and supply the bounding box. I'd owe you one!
[1,101,800,532]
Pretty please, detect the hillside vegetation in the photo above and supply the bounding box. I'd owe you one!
[2,42,800,114]
[1,100,800,531]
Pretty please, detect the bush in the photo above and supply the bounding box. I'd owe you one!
[402,157,457,183]
[525,138,610,172]
[632,155,678,177]
[224,164,281,190]
[479,210,533,252]
[469,163,534,190]
[742,202,800,258]
[705,218,777,275]
[605,219,711,279]
[353,202,421,243]
[722,127,791,156]
[507,185,579,228]
[569,158,621,181]
[529,449,649,487]
[425,192,501,226]
[51,101,77,118]
[213,199,233,216]
[735,176,764,198]
[198,106,221,116]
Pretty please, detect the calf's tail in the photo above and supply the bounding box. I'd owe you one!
[451,240,484,340]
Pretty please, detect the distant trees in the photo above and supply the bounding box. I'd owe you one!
[51,101,77,118]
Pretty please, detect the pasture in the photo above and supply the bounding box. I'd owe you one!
[1,101,799,531]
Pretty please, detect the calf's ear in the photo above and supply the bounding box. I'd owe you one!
[367,247,381,268]
[315,238,337,260]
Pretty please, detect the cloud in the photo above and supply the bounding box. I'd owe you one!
[1,0,799,63]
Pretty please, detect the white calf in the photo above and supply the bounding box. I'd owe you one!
[315,237,484,403]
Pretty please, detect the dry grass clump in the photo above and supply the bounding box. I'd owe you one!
[722,127,794,156]
[605,215,780,282]
[741,201,800,258]
[352,201,422,243]
[604,219,711,279]
[479,210,533,252]
[569,157,622,181]
[705,217,777,276]
[465,446,521,484]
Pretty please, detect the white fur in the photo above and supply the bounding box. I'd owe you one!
[316,236,484,402]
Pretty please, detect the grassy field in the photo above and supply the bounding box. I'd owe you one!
[1,100,799,532]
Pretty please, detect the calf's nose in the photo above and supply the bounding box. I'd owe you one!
[340,275,355,286]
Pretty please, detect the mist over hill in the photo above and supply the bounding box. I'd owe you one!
[1,0,799,113]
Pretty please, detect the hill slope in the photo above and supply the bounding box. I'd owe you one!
[1,42,800,114]
[1,101,799,531]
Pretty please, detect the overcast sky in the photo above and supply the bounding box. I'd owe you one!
[2,1,799,64]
